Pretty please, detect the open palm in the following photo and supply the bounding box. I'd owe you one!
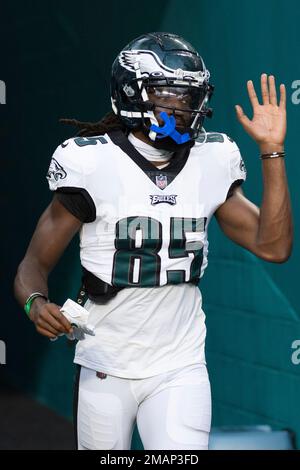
[235,74,286,148]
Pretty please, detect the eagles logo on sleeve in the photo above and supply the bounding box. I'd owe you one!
[239,156,247,174]
[46,157,67,190]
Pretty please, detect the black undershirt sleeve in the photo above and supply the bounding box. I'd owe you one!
[55,187,96,223]
[226,179,244,200]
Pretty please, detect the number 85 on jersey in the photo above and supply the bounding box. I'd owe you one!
[112,215,207,287]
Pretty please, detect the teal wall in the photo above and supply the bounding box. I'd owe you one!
[2,0,300,449]
[160,0,300,448]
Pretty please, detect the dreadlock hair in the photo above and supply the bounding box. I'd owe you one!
[59,111,128,137]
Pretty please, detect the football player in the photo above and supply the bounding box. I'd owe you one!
[14,32,292,450]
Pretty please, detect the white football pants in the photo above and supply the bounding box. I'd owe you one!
[74,363,211,450]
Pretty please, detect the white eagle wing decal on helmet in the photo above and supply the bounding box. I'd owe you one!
[119,50,208,84]
[119,50,173,75]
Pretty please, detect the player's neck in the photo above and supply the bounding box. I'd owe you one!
[130,130,172,167]
[131,129,154,146]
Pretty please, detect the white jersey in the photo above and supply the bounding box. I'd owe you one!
[46,130,246,378]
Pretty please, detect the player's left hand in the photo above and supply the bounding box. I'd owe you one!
[235,74,286,151]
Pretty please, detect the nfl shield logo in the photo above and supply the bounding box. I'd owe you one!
[156,174,168,190]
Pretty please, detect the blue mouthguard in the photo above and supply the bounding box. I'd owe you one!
[150,112,191,144]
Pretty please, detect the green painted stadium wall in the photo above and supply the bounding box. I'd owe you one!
[2,0,300,449]
[159,0,300,449]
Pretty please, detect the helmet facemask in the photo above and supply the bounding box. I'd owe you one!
[145,83,210,141]
[113,74,213,150]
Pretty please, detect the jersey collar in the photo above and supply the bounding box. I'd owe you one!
[108,130,193,190]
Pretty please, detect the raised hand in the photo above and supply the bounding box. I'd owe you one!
[235,74,286,152]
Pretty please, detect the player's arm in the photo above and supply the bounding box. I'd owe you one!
[214,181,293,263]
[215,74,293,263]
[14,194,83,338]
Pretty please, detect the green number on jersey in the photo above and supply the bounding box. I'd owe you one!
[112,217,162,287]
[167,217,206,284]
[112,216,207,287]
[74,136,108,146]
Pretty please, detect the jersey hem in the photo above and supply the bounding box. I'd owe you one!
[73,357,207,379]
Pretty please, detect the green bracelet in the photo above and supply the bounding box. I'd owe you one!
[24,292,48,317]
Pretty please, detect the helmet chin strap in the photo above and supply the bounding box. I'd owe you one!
[149,112,191,144]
